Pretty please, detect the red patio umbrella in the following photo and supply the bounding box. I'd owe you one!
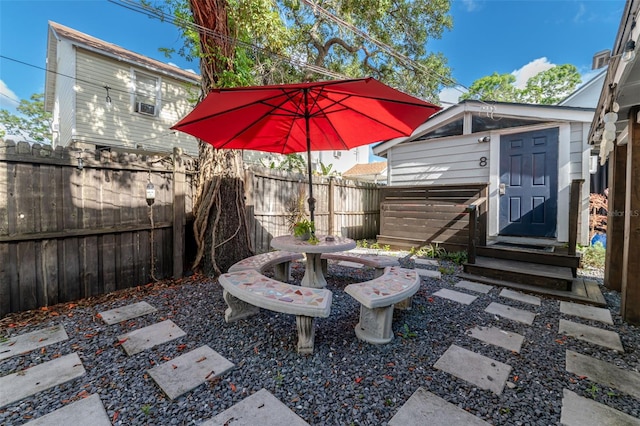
[171,77,440,222]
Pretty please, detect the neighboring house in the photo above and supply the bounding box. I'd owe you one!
[342,161,387,184]
[44,21,201,155]
[373,100,595,245]
[43,21,372,172]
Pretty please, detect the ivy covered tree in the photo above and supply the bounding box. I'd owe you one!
[460,64,582,105]
[0,93,52,143]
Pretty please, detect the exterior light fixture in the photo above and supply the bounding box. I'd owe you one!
[623,40,636,62]
[77,156,84,170]
[104,85,112,110]
[146,181,156,206]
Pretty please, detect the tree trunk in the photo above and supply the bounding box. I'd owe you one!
[189,0,253,276]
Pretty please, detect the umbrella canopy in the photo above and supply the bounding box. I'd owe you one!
[171,77,441,222]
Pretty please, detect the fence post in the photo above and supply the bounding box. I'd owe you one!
[173,147,185,279]
[244,168,256,251]
[568,179,583,257]
[328,177,335,235]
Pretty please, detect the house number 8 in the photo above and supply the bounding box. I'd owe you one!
[479,156,487,167]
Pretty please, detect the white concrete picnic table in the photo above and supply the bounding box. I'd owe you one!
[270,235,356,288]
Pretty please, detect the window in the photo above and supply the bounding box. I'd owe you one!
[133,71,159,116]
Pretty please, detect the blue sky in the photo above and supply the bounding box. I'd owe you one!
[0,0,625,113]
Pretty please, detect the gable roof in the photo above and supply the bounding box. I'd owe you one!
[373,100,595,157]
[343,161,387,177]
[558,69,607,107]
[46,21,199,88]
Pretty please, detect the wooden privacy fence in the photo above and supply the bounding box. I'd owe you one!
[244,167,381,253]
[0,141,194,317]
[376,183,488,252]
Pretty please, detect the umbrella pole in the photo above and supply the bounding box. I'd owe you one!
[304,88,316,226]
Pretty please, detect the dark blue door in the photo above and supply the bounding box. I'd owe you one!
[499,128,558,237]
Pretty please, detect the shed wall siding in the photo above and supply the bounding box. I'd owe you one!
[74,49,199,155]
[388,134,490,186]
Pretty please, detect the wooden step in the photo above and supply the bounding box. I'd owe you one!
[456,273,606,307]
[463,256,574,291]
[477,246,581,270]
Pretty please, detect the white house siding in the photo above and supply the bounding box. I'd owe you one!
[55,40,77,148]
[73,49,199,155]
[387,134,490,186]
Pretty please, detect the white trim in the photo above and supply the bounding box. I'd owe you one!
[488,132,500,237]
[557,124,571,242]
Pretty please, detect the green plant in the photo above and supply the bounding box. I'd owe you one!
[384,398,394,406]
[293,219,315,238]
[141,404,152,415]
[358,240,369,249]
[581,242,605,269]
[500,407,511,414]
[416,243,446,259]
[586,383,600,399]
[0,336,8,344]
[370,242,381,250]
[383,245,391,251]
[398,323,417,339]
[439,265,456,275]
[442,250,468,265]
[275,371,284,385]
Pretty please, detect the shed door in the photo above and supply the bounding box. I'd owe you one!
[499,128,558,237]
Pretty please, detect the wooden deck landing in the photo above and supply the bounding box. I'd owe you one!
[456,273,606,307]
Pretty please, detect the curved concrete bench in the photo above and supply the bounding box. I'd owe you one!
[228,251,304,282]
[219,269,332,354]
[345,266,420,344]
[321,252,400,278]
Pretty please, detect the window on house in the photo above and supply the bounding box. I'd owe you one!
[133,71,159,117]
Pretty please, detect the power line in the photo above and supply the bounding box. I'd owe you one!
[299,0,466,92]
[109,0,351,81]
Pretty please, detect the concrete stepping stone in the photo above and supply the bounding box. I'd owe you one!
[388,387,490,425]
[201,388,309,426]
[455,280,493,294]
[560,301,613,325]
[560,389,640,426]
[433,344,512,395]
[99,301,157,325]
[338,261,364,268]
[559,319,624,352]
[468,326,524,353]
[415,268,441,279]
[0,325,68,361]
[566,350,640,399]
[148,345,234,400]
[433,288,477,305]
[118,320,186,356]
[24,394,111,426]
[499,289,541,306]
[414,258,439,267]
[0,353,85,408]
[485,302,536,325]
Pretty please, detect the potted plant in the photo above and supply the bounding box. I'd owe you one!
[293,219,315,241]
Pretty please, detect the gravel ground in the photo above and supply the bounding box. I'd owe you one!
[1,255,638,425]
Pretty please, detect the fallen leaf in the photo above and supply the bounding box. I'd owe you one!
[112,411,119,422]
[254,347,259,354]
[50,311,59,316]
[40,347,46,354]
[8,341,16,346]
[77,390,89,398]
[52,353,61,359]
[177,344,187,351]
[95,349,103,355]
[162,356,172,361]
[384,375,394,380]
[427,297,435,303]
[513,375,519,382]
[569,377,576,383]
[96,313,102,319]
[85,334,95,339]
[324,381,331,388]
[41,306,48,311]
[196,356,207,363]
[555,339,564,345]
[149,360,155,365]
[172,364,178,369]
[68,303,77,309]
[355,377,363,383]
[578,375,588,380]
[229,382,237,392]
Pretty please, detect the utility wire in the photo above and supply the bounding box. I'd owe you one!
[110,0,350,81]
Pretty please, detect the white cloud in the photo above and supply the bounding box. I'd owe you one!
[0,80,20,111]
[438,86,466,108]
[511,57,555,89]
[462,0,480,12]
[573,3,586,23]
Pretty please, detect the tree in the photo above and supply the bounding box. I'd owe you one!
[459,73,518,103]
[461,65,582,105]
[0,93,52,143]
[157,0,453,276]
[282,0,453,100]
[520,64,582,105]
